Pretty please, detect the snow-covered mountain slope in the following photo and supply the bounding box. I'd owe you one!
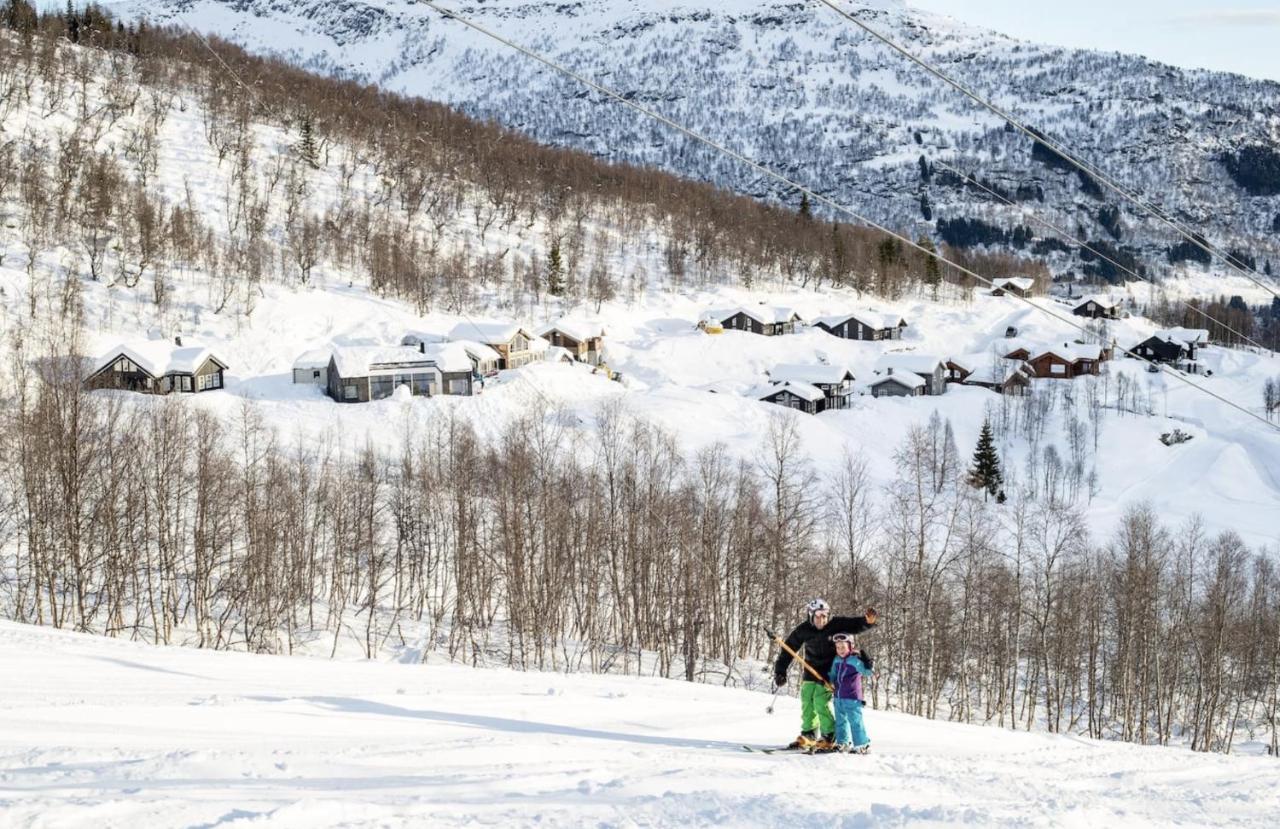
[2,619,1277,828]
[1,20,1277,549]
[116,0,1280,282]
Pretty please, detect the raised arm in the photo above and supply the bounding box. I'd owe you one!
[827,607,878,637]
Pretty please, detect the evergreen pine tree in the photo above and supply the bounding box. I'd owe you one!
[798,192,812,221]
[967,418,1003,500]
[919,236,941,299]
[546,237,564,296]
[298,116,319,169]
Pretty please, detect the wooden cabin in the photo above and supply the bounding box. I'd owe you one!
[813,310,908,341]
[85,339,228,395]
[991,277,1036,298]
[767,364,855,411]
[962,362,1034,396]
[536,319,606,365]
[874,354,948,395]
[327,346,442,403]
[1073,296,1121,320]
[704,306,802,336]
[447,321,539,369]
[756,381,825,414]
[869,369,927,398]
[1024,344,1104,379]
[944,358,973,383]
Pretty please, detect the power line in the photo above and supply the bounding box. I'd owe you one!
[931,157,1275,356]
[411,0,1279,434]
[811,0,1280,303]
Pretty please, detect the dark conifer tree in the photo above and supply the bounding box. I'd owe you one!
[967,418,1003,500]
[546,237,564,296]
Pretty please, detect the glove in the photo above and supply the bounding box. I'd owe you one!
[864,607,878,625]
[774,674,788,688]
[860,651,874,671]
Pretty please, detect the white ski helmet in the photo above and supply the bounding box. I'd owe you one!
[806,598,830,622]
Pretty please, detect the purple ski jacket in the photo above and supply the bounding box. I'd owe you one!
[828,654,872,702]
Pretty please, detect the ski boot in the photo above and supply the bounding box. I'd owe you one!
[854,743,871,755]
[786,730,819,750]
[810,733,836,753]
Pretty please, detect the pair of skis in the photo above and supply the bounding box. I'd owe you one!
[741,743,869,755]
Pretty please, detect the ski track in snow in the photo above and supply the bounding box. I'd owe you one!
[1,621,1278,828]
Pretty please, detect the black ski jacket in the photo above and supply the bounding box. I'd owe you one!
[774,615,876,683]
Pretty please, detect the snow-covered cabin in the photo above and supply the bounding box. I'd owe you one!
[544,345,575,364]
[1130,328,1210,366]
[1013,342,1105,379]
[874,354,948,395]
[812,310,908,341]
[754,380,826,414]
[292,349,331,385]
[702,305,802,336]
[766,364,855,410]
[1073,295,1121,320]
[962,361,1034,396]
[447,321,539,369]
[991,277,1037,298]
[868,369,927,398]
[86,338,228,395]
[536,318,606,365]
[944,357,974,383]
[326,346,445,402]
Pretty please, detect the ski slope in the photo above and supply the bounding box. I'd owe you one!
[2,621,1277,827]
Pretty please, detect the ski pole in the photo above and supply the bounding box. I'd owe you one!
[766,680,784,714]
[764,626,833,691]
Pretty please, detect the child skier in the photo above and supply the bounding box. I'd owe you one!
[828,633,873,754]
[774,599,878,750]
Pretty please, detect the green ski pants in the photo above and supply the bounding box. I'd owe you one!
[800,681,834,735]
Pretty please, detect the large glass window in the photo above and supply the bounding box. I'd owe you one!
[449,378,469,395]
[343,384,358,401]
[371,377,394,399]
[412,373,433,396]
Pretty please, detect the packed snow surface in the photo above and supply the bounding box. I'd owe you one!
[2,621,1278,827]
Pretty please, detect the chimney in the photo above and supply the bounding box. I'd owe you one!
[419,342,425,354]
[174,336,183,347]
[887,366,894,375]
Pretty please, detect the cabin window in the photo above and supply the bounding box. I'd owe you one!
[343,384,358,401]
[512,334,528,351]
[1050,364,1066,376]
[116,357,135,373]
[370,377,394,399]
[177,376,190,392]
[312,370,321,380]
[394,374,414,392]
[449,378,468,395]
[412,373,433,396]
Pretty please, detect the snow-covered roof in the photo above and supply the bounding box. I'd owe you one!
[452,339,502,363]
[94,340,226,377]
[869,371,927,390]
[994,277,1035,291]
[536,317,606,343]
[705,305,801,325]
[945,356,974,372]
[292,349,331,370]
[814,310,906,330]
[1040,343,1103,363]
[330,346,438,378]
[875,353,945,375]
[447,321,531,345]
[544,345,575,363]
[1154,328,1210,347]
[756,380,826,403]
[421,342,474,374]
[1076,294,1120,309]
[768,363,854,385]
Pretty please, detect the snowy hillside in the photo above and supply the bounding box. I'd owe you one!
[2,620,1278,828]
[115,0,1280,281]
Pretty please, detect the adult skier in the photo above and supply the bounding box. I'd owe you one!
[773,598,877,750]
